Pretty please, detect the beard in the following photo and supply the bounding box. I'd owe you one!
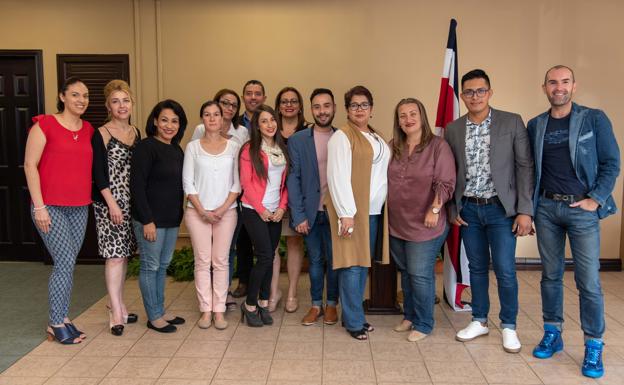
[547,92,571,107]
[313,113,335,128]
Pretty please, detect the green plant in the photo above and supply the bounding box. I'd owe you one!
[127,257,140,277]
[167,246,195,281]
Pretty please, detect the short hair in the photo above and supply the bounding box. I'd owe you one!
[198,100,223,118]
[145,99,187,145]
[344,85,373,108]
[391,98,434,159]
[310,88,334,103]
[461,69,491,89]
[275,86,306,130]
[544,65,575,84]
[242,79,265,96]
[213,88,241,126]
[103,79,134,121]
[57,76,86,112]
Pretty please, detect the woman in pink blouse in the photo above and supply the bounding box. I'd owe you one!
[387,98,456,342]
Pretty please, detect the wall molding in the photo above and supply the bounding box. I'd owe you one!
[516,258,621,271]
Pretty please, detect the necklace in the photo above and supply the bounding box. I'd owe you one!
[72,132,79,141]
[367,132,385,164]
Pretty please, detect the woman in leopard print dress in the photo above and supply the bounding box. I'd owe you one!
[92,80,140,336]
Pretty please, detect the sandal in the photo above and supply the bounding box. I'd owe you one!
[285,297,298,313]
[364,322,374,332]
[225,292,238,312]
[47,325,82,344]
[268,291,282,312]
[348,328,368,341]
[64,322,86,339]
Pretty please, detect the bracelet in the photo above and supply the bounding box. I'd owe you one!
[33,205,47,211]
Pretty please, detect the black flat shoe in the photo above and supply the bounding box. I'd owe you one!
[147,321,177,333]
[110,324,124,336]
[165,316,185,325]
[125,313,138,324]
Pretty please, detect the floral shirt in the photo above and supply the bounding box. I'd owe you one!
[464,109,497,198]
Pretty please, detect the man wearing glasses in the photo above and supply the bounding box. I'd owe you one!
[445,69,534,353]
[527,65,619,379]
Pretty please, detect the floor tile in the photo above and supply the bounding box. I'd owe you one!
[54,356,120,378]
[106,357,169,379]
[323,339,372,361]
[160,357,219,380]
[2,356,70,377]
[371,340,422,361]
[373,360,430,383]
[127,338,183,358]
[213,359,271,381]
[174,339,228,358]
[224,339,276,360]
[476,361,541,384]
[425,361,486,383]
[268,359,322,382]
[323,360,376,382]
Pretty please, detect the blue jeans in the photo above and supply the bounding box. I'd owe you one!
[390,226,448,334]
[305,211,338,307]
[534,198,604,338]
[460,200,518,329]
[133,220,179,321]
[338,214,380,332]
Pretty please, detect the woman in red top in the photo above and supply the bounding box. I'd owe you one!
[239,105,289,327]
[24,77,94,344]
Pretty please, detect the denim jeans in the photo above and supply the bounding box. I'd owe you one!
[305,211,338,307]
[534,197,604,338]
[133,220,179,321]
[390,225,448,334]
[339,214,380,332]
[460,200,518,329]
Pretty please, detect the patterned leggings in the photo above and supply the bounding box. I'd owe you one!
[32,205,88,325]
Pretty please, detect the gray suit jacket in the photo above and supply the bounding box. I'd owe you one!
[444,107,534,219]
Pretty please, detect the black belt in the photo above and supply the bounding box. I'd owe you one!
[541,190,587,203]
[463,195,500,205]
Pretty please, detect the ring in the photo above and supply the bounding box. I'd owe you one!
[347,227,354,234]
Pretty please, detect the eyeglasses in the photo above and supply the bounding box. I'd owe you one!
[280,99,300,106]
[219,100,238,110]
[461,88,490,98]
[348,102,371,111]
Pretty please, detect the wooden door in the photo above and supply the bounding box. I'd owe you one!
[0,50,45,261]
[57,54,130,263]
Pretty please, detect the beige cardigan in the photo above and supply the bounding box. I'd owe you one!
[325,121,390,269]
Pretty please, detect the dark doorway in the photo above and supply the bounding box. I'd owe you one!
[56,54,131,263]
[0,50,45,261]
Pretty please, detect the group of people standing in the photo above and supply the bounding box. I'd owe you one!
[24,64,619,379]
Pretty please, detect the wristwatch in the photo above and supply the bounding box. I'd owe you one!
[431,206,441,214]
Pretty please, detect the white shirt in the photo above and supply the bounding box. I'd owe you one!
[241,160,285,212]
[191,122,249,146]
[327,129,391,217]
[182,139,241,210]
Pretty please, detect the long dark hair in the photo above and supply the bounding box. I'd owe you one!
[213,88,240,127]
[244,104,289,180]
[275,86,306,130]
[392,98,434,159]
[145,99,188,145]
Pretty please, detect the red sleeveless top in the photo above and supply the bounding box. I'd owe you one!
[33,114,94,206]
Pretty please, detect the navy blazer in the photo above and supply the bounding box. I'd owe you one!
[286,126,336,229]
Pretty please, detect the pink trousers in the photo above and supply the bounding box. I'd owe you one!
[184,207,237,313]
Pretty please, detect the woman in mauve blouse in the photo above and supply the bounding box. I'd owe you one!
[387,97,456,343]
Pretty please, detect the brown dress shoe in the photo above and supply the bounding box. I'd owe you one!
[301,307,323,326]
[324,305,338,325]
[232,283,247,298]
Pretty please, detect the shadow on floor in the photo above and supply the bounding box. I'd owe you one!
[0,261,107,372]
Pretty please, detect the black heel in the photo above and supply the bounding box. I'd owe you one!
[110,324,124,336]
[257,305,273,325]
[240,303,263,327]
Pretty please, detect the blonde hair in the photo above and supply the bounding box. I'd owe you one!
[103,79,134,121]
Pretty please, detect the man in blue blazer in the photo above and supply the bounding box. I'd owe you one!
[287,88,339,325]
[528,65,620,379]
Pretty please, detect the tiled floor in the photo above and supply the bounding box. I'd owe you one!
[2,270,624,384]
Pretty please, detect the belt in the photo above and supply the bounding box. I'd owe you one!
[541,190,587,203]
[463,195,500,205]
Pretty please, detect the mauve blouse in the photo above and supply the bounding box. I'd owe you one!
[387,135,456,242]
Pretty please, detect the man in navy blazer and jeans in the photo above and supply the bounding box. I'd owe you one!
[287,88,339,325]
[528,65,620,379]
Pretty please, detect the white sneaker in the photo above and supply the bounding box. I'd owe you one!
[456,321,489,342]
[502,328,522,353]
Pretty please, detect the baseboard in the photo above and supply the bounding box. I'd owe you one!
[515,258,621,271]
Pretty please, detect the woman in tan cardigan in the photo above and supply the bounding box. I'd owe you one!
[326,85,391,340]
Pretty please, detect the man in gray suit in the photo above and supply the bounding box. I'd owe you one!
[445,69,534,353]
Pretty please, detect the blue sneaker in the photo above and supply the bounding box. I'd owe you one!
[582,339,604,378]
[532,324,563,359]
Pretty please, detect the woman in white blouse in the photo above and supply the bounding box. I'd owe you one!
[326,85,391,340]
[183,101,241,330]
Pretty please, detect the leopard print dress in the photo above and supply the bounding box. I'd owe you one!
[93,131,139,258]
